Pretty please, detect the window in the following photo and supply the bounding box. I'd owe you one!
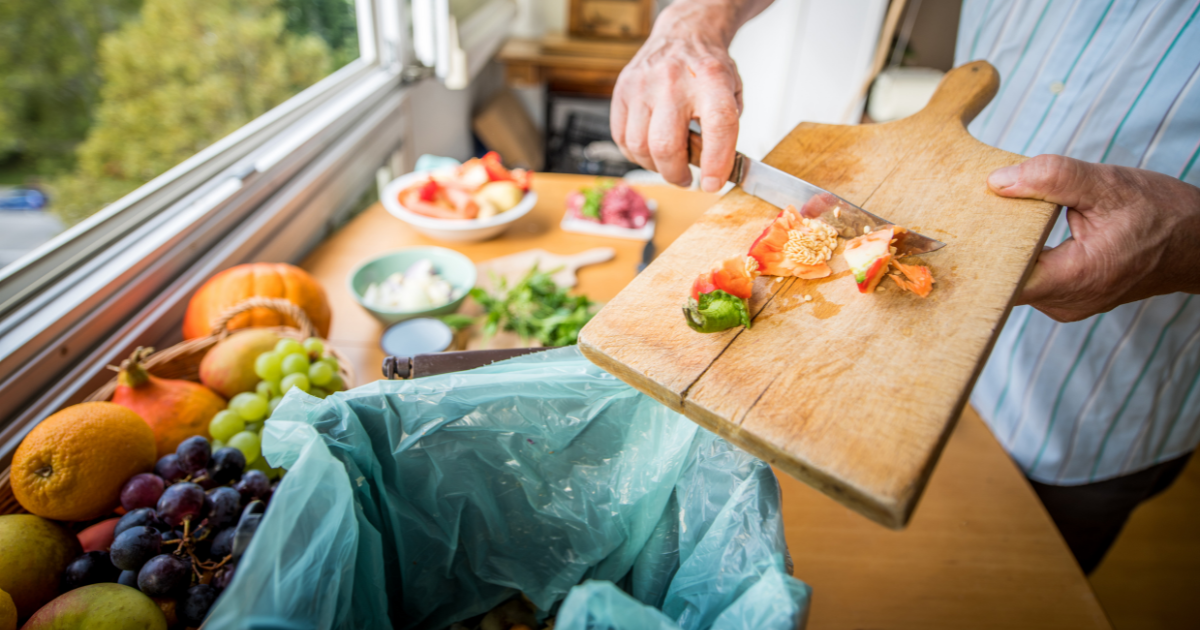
[0,0,362,254]
[0,0,417,456]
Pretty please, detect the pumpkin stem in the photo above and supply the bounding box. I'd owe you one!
[117,347,155,388]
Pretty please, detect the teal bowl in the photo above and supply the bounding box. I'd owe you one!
[348,247,477,325]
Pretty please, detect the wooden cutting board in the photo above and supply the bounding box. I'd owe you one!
[578,61,1060,529]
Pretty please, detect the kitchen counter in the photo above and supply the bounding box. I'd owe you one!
[301,172,1111,629]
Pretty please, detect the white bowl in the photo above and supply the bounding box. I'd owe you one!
[381,171,538,243]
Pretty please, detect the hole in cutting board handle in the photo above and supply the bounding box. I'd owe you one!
[908,60,1000,128]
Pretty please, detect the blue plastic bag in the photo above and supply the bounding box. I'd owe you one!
[205,347,810,630]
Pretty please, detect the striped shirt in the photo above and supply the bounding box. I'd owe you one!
[958,0,1200,485]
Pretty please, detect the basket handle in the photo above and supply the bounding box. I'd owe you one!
[210,297,317,338]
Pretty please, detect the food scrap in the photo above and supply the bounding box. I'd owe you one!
[399,152,531,221]
[683,256,758,333]
[683,202,939,333]
[566,179,653,229]
[842,226,898,293]
[748,205,838,279]
[889,258,935,297]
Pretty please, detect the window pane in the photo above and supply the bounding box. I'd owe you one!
[0,0,360,265]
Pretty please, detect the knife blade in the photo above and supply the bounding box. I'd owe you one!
[686,126,945,257]
[382,348,550,379]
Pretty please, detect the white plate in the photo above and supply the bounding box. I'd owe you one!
[381,171,538,243]
[559,200,658,241]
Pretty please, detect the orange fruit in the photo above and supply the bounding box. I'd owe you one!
[11,402,157,521]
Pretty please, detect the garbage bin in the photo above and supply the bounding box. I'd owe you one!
[205,347,810,630]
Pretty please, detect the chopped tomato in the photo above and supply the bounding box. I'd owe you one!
[691,256,758,302]
[481,151,512,182]
[748,205,837,279]
[417,178,440,202]
[889,259,935,297]
[510,168,533,191]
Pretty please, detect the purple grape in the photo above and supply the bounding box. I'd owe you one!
[209,528,235,559]
[120,473,165,511]
[157,482,206,527]
[205,487,242,529]
[190,469,217,490]
[213,564,235,589]
[137,554,191,597]
[110,526,162,571]
[176,436,211,474]
[210,447,247,485]
[160,529,182,544]
[234,470,270,501]
[118,570,138,588]
[114,507,166,537]
[155,454,187,483]
[62,551,121,590]
[180,583,218,626]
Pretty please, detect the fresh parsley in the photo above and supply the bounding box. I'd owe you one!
[469,266,598,346]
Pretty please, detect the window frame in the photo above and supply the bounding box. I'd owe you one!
[0,0,415,465]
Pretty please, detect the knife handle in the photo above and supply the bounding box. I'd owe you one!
[687,126,745,185]
[686,129,705,169]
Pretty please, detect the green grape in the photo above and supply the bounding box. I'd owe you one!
[325,373,345,392]
[308,360,335,387]
[254,352,283,382]
[281,353,310,376]
[302,337,324,358]
[309,387,329,399]
[209,410,246,442]
[228,431,261,465]
[321,355,339,371]
[256,380,280,399]
[211,439,226,451]
[247,455,284,480]
[268,396,284,413]
[280,372,310,394]
[230,392,269,422]
[275,338,304,357]
[246,421,264,434]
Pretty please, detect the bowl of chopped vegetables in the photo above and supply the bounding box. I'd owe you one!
[381,153,537,243]
[348,247,476,325]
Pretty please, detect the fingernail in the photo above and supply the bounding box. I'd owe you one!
[701,177,721,193]
[989,165,1019,190]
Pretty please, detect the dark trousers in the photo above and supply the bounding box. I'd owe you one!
[1029,451,1194,574]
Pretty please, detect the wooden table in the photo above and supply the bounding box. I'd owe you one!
[300,173,1111,629]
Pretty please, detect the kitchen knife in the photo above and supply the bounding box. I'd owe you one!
[686,126,945,256]
[383,348,550,379]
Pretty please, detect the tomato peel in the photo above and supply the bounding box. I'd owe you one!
[889,259,935,297]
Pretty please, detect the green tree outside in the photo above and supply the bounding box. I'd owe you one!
[50,0,334,225]
[0,0,142,174]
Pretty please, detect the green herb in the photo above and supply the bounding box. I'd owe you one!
[579,179,614,220]
[682,290,751,333]
[469,265,598,346]
[439,314,477,331]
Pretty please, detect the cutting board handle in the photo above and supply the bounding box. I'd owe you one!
[909,60,1000,128]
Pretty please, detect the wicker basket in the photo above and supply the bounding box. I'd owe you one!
[0,297,354,516]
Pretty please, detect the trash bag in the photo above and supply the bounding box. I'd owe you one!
[205,347,811,630]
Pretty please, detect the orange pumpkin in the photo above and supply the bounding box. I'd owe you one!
[182,263,332,339]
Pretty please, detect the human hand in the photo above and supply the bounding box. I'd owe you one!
[988,155,1200,322]
[611,1,758,192]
